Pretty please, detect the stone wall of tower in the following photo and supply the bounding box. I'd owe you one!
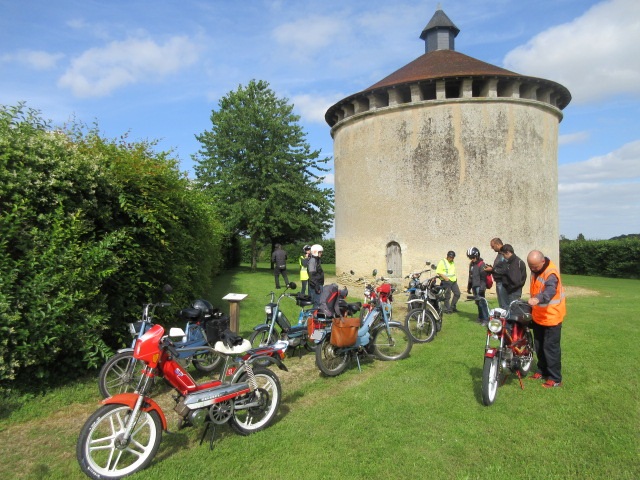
[332,97,562,285]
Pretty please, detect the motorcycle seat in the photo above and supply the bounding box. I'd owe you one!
[214,339,252,355]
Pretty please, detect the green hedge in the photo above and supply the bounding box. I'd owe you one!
[0,104,227,392]
[560,238,640,279]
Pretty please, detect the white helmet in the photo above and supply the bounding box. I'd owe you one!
[310,244,324,255]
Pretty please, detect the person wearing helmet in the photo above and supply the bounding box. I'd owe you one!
[466,247,489,325]
[299,245,312,296]
[271,243,289,289]
[436,250,460,314]
[307,244,325,307]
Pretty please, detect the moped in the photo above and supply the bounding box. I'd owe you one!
[314,272,413,377]
[77,323,288,479]
[404,262,446,343]
[98,285,225,398]
[476,297,535,406]
[249,282,316,354]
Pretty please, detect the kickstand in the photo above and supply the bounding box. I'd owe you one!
[200,421,217,451]
[355,354,362,372]
[516,371,525,390]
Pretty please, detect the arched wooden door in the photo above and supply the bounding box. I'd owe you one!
[386,242,402,277]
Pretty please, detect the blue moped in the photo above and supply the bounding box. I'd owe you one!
[249,282,317,355]
[313,271,413,376]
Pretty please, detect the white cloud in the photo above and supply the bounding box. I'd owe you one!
[503,0,640,104]
[291,93,343,124]
[1,50,64,70]
[58,36,201,97]
[559,131,590,146]
[559,140,640,182]
[322,173,335,186]
[272,15,348,60]
[559,140,640,238]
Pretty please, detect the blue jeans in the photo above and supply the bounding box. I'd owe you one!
[496,282,508,309]
[473,286,489,321]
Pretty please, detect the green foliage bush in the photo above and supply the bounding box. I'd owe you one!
[560,238,640,279]
[0,104,227,392]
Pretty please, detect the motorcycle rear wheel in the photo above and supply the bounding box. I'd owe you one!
[192,350,223,373]
[229,368,281,435]
[517,330,535,377]
[77,404,162,479]
[315,336,349,376]
[372,323,413,360]
[405,308,437,343]
[481,356,500,406]
[98,351,146,399]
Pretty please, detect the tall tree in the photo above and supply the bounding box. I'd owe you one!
[194,79,334,269]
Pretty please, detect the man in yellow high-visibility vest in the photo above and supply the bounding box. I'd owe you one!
[436,251,460,314]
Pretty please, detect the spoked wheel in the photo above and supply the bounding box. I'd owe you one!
[249,330,278,349]
[192,350,223,373]
[405,308,436,343]
[229,368,281,435]
[372,323,413,360]
[482,356,500,406]
[517,330,535,377]
[77,403,162,479]
[315,335,349,376]
[98,352,146,399]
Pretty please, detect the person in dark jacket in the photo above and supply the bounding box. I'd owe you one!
[271,243,289,289]
[307,244,325,307]
[466,247,489,325]
[485,238,508,308]
[500,244,527,307]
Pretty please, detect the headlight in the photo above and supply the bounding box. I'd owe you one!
[488,318,502,334]
[264,305,272,314]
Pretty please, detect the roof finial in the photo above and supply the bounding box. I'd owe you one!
[437,2,442,10]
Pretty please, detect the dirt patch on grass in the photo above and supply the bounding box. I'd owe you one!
[564,285,599,297]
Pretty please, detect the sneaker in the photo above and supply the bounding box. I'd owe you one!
[444,309,452,314]
[530,372,545,381]
[542,379,562,388]
[451,307,458,313]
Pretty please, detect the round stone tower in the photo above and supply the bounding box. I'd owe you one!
[326,7,571,283]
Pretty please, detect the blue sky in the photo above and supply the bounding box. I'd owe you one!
[1,0,638,240]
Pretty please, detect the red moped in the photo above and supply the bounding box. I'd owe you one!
[77,324,287,479]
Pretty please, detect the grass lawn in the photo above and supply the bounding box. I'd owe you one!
[0,267,638,480]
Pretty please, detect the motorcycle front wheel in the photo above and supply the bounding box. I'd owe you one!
[481,356,500,406]
[249,329,278,349]
[98,351,146,399]
[77,403,162,479]
[372,323,413,360]
[315,335,350,376]
[405,308,437,343]
[229,368,282,435]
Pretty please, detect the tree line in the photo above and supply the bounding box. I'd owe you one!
[560,237,640,279]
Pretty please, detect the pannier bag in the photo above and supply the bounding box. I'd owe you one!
[205,315,231,344]
[330,317,360,347]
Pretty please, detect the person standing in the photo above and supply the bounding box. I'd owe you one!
[298,245,311,296]
[484,238,508,308]
[271,243,289,289]
[500,244,527,306]
[436,251,460,313]
[466,247,489,324]
[527,250,566,388]
[307,244,325,307]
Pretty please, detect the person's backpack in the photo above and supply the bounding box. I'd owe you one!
[478,261,494,289]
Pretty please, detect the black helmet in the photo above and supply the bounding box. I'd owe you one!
[303,244,311,252]
[447,250,456,258]
[191,299,213,317]
[467,247,480,259]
